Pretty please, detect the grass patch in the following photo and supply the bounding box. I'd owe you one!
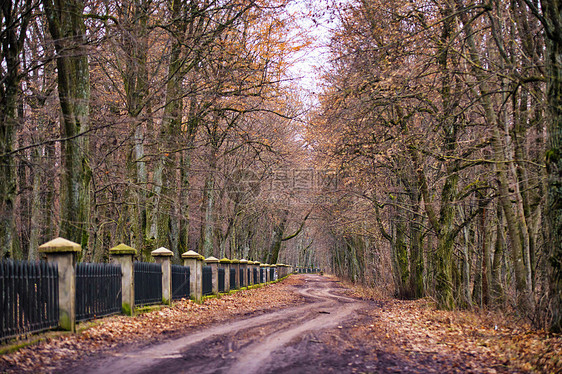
[134,304,166,315]
[0,330,73,356]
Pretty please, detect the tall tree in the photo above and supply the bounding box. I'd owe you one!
[524,0,562,332]
[0,0,35,257]
[44,0,91,248]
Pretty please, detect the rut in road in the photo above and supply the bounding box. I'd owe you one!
[71,275,363,374]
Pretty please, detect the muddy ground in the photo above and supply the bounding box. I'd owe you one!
[59,275,516,373]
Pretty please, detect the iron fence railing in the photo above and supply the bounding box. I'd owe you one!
[270,267,275,281]
[134,262,162,306]
[76,263,121,322]
[260,268,265,283]
[239,268,244,288]
[229,268,236,290]
[171,265,190,300]
[253,268,258,284]
[202,266,212,296]
[297,268,319,273]
[218,268,225,293]
[1,260,58,342]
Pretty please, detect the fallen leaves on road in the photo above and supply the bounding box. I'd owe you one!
[0,277,305,373]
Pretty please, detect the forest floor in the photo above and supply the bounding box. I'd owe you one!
[0,274,560,373]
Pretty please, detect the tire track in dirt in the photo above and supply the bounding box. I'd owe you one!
[71,275,362,374]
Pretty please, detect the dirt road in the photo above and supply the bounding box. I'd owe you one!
[3,274,545,373]
[66,275,362,374]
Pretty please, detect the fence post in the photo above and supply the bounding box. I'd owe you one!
[205,257,219,295]
[239,259,248,287]
[152,247,173,305]
[38,237,81,332]
[219,258,231,292]
[182,250,204,302]
[109,244,137,316]
[246,261,254,286]
[231,258,240,289]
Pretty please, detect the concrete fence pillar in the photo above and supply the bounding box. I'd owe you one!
[231,259,240,289]
[38,237,81,332]
[247,261,255,286]
[109,243,137,316]
[248,262,254,284]
[152,247,173,305]
[265,264,271,282]
[182,250,204,302]
[239,259,248,287]
[219,258,231,292]
[205,257,219,295]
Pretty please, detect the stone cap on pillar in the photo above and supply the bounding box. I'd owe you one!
[205,256,219,264]
[260,263,268,267]
[181,250,205,261]
[152,247,173,257]
[230,258,240,264]
[253,261,261,266]
[109,243,137,256]
[270,264,277,268]
[247,261,254,265]
[38,237,81,253]
[219,258,231,264]
[239,259,248,264]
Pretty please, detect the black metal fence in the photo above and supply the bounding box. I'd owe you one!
[270,267,275,281]
[1,260,59,342]
[230,268,236,290]
[297,268,320,273]
[218,268,225,292]
[253,268,258,284]
[247,269,251,285]
[202,266,213,296]
[134,262,162,306]
[76,263,121,322]
[239,268,244,288]
[171,265,190,300]
[260,268,265,283]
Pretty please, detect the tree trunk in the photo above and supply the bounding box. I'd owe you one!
[540,0,562,333]
[44,0,91,249]
[0,0,33,258]
[454,0,532,313]
[200,151,217,257]
[491,206,505,307]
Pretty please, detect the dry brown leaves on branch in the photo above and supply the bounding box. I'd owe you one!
[0,277,305,373]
